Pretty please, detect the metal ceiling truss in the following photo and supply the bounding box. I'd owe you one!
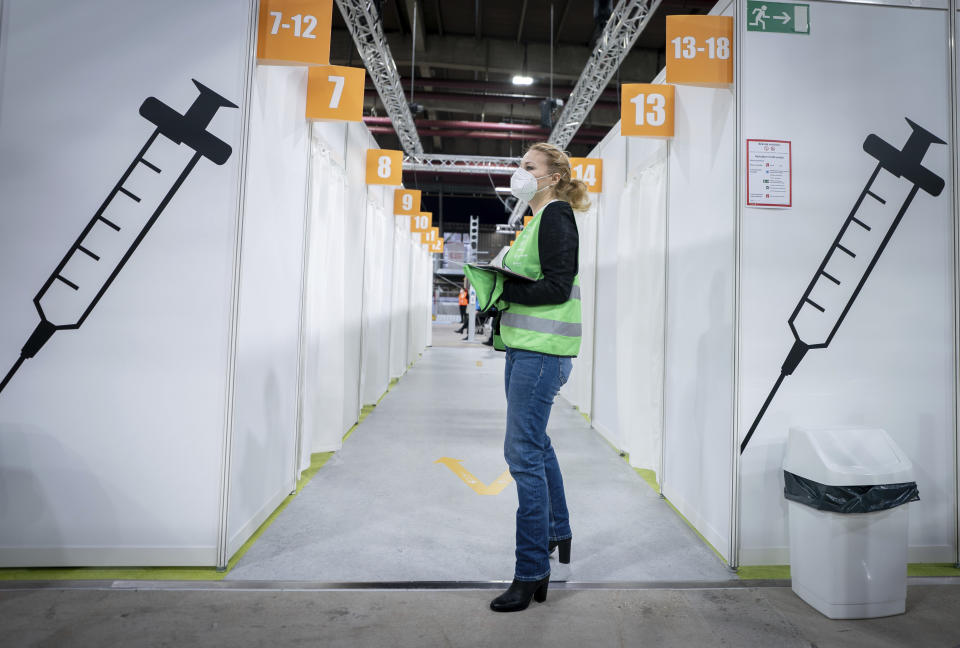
[403,154,519,176]
[334,0,423,155]
[508,0,663,224]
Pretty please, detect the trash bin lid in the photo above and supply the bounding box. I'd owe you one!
[783,426,913,486]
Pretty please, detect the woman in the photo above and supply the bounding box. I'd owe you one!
[491,143,589,612]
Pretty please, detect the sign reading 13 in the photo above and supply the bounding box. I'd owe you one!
[620,84,675,137]
[569,158,603,193]
[366,149,403,185]
[257,0,334,66]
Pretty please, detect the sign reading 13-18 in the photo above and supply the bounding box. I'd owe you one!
[665,15,733,86]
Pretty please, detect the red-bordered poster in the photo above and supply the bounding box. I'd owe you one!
[747,139,792,207]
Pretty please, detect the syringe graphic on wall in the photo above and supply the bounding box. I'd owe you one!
[0,79,236,396]
[740,118,945,454]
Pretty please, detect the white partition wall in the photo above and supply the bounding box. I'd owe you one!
[736,0,957,564]
[226,64,311,556]
[0,0,256,566]
[590,133,627,449]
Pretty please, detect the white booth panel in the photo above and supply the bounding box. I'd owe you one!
[0,0,254,565]
[661,75,737,559]
[590,133,627,450]
[739,0,955,563]
[227,65,309,555]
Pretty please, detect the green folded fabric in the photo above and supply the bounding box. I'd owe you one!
[463,265,505,312]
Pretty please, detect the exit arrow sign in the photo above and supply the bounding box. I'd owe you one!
[747,1,810,34]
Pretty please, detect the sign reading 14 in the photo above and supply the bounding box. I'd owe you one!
[670,35,730,60]
[268,10,320,38]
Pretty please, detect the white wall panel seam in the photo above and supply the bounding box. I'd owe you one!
[951,0,960,567]
[660,139,671,494]
[216,0,259,571]
[729,0,745,572]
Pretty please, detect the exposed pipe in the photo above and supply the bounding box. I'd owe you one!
[364,90,619,110]
[366,78,621,101]
[364,116,608,137]
[368,126,603,141]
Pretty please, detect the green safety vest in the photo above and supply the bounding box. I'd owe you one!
[501,203,582,357]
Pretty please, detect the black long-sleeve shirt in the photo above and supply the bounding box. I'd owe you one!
[502,200,579,306]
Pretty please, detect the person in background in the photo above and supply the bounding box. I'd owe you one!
[455,284,469,333]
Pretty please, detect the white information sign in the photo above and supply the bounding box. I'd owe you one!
[747,139,792,207]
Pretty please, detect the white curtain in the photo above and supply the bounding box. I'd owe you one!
[561,201,599,415]
[389,217,412,378]
[301,131,348,453]
[615,157,667,472]
[360,194,393,405]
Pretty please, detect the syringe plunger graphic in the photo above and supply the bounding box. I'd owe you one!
[0,80,236,396]
[740,119,945,454]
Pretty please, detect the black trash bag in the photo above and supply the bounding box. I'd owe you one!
[783,470,920,514]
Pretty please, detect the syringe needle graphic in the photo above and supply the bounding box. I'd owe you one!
[740,118,945,454]
[0,79,236,396]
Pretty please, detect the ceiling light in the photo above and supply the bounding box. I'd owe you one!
[512,75,534,86]
[494,187,512,193]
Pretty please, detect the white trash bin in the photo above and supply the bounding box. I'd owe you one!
[783,426,919,620]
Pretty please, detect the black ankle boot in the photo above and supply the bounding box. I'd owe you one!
[548,538,571,564]
[489,576,550,612]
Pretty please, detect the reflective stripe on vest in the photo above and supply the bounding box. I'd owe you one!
[501,312,582,337]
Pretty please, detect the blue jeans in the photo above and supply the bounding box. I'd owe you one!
[503,347,573,581]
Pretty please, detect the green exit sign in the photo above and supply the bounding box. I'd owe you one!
[747,1,810,34]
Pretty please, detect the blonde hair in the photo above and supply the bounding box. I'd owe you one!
[527,142,591,212]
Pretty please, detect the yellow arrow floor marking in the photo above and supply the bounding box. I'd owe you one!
[435,457,513,495]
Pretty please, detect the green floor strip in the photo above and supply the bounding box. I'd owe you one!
[736,563,960,579]
[738,565,790,580]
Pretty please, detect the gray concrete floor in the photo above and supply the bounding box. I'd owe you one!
[2,582,959,647]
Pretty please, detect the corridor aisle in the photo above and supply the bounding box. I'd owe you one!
[227,338,734,582]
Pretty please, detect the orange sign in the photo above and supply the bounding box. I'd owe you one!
[306,65,365,121]
[569,157,603,193]
[524,216,533,227]
[621,84,675,138]
[366,149,403,185]
[423,227,439,244]
[665,15,733,86]
[410,212,432,232]
[257,0,334,66]
[394,189,422,215]
[429,237,444,254]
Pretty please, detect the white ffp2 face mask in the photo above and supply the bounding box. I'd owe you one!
[510,168,553,203]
